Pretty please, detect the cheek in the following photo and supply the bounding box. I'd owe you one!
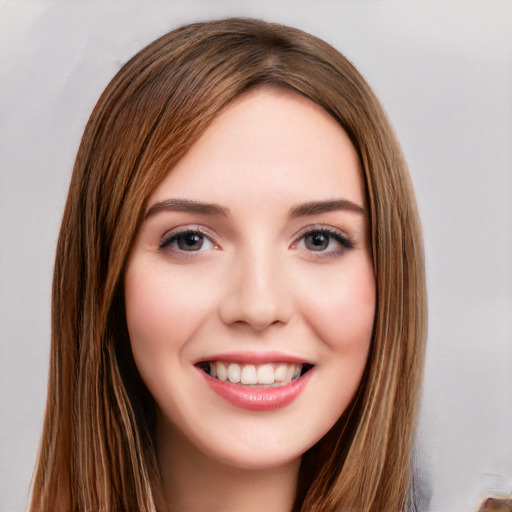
[124,262,204,373]
[299,261,375,432]
[302,261,376,354]
[126,258,210,330]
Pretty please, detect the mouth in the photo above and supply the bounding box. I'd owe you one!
[196,361,314,388]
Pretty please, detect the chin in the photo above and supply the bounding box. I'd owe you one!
[206,443,305,472]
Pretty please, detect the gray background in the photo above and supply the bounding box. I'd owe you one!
[1,1,511,511]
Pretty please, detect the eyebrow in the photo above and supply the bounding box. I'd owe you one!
[145,198,230,219]
[145,197,365,220]
[289,199,365,217]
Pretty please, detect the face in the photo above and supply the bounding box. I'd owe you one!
[125,88,375,471]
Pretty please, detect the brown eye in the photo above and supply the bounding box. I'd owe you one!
[160,229,215,252]
[176,233,204,251]
[294,227,354,257]
[305,232,330,251]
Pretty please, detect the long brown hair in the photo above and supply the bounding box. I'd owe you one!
[30,18,427,512]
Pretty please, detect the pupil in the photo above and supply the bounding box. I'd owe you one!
[307,233,328,250]
[178,233,203,251]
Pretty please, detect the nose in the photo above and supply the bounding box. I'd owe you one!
[218,246,293,332]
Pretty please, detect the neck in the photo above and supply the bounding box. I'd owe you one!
[156,420,300,512]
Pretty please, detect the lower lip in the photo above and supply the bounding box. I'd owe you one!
[199,369,313,411]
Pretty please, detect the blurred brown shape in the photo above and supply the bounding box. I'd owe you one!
[478,497,512,512]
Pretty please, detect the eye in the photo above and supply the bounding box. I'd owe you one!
[293,227,353,256]
[160,228,216,252]
[304,232,331,251]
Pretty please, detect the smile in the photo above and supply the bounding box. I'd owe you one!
[196,359,314,411]
[198,361,312,387]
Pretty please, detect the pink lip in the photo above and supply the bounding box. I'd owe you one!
[198,367,313,411]
[195,351,312,365]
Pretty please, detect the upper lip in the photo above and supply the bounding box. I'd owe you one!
[194,351,314,365]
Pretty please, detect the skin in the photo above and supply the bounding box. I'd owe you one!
[125,88,376,512]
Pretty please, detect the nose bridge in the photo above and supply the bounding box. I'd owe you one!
[219,240,291,331]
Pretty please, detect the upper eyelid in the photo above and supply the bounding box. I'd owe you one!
[292,223,351,240]
[159,224,219,247]
[291,224,355,252]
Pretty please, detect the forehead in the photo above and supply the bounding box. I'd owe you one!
[150,87,364,208]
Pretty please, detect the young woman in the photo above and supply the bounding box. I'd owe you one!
[30,18,427,512]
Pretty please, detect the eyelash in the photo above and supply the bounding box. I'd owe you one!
[292,226,354,257]
[159,225,354,257]
[159,226,218,254]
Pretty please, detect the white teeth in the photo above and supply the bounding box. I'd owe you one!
[206,362,307,386]
[274,364,288,382]
[228,363,241,383]
[257,364,275,384]
[216,362,227,381]
[240,365,257,384]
